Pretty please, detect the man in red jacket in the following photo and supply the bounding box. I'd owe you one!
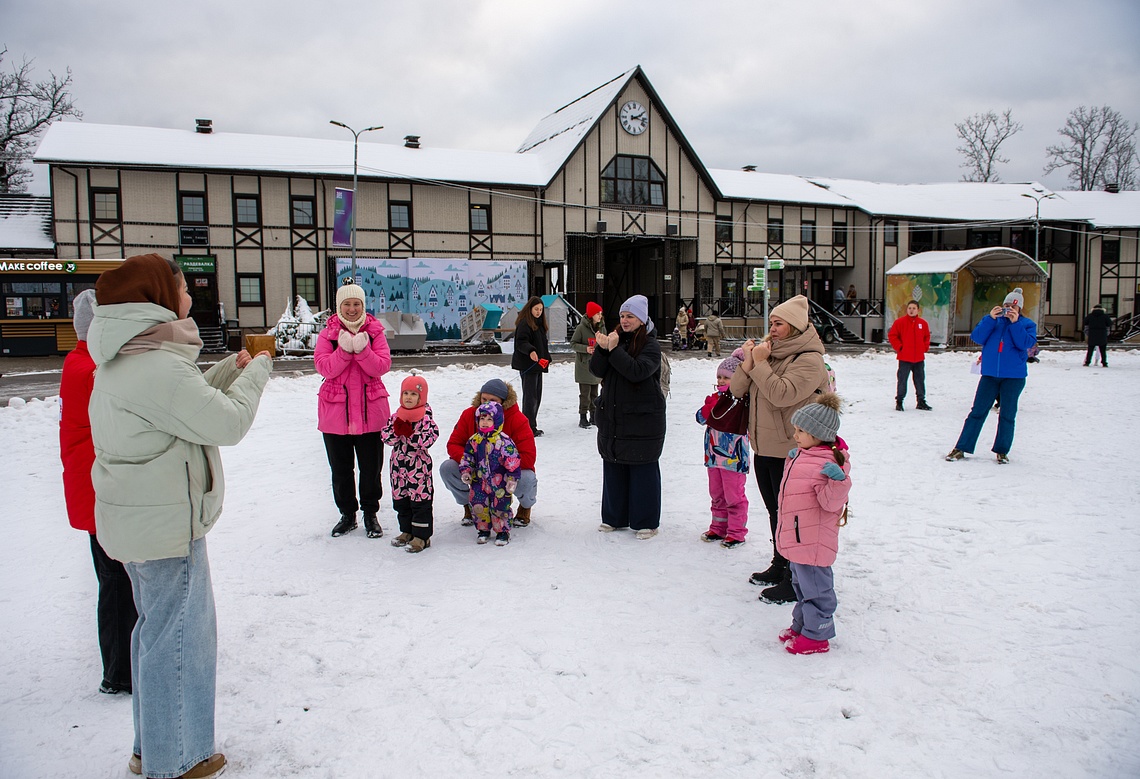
[440,378,538,525]
[59,289,138,695]
[888,300,932,411]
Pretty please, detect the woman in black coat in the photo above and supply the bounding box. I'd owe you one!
[1083,304,1112,367]
[589,294,666,539]
[512,295,551,436]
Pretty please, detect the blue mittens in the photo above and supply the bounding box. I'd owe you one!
[788,448,799,460]
[820,462,846,481]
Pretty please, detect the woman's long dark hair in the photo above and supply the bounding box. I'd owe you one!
[623,323,648,358]
[520,295,547,332]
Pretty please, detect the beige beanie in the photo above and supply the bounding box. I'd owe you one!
[336,282,366,310]
[769,295,810,332]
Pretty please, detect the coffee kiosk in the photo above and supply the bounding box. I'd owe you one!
[0,259,123,356]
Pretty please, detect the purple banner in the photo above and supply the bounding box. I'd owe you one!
[332,188,354,248]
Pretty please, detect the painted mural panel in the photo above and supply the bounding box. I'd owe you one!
[335,257,528,340]
[886,273,953,344]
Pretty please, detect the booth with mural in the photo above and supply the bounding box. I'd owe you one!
[885,248,1048,345]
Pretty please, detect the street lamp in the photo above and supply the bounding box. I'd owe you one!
[329,120,383,278]
[1020,190,1057,262]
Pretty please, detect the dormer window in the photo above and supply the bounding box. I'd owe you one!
[601,155,665,207]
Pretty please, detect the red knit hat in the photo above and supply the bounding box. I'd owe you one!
[585,301,602,318]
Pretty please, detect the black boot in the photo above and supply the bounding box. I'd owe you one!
[363,511,383,539]
[895,400,904,411]
[760,568,796,604]
[916,400,932,411]
[579,413,590,429]
[588,409,596,426]
[749,559,787,586]
[331,513,357,537]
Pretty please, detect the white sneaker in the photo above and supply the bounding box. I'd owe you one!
[598,523,616,532]
[635,528,659,540]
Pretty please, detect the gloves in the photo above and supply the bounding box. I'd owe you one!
[351,331,370,353]
[821,462,846,481]
[788,448,799,460]
[392,418,414,437]
[538,358,550,369]
[337,330,355,352]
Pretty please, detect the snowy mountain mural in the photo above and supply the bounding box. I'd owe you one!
[336,257,529,340]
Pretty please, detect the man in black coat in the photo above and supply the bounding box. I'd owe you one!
[1082,304,1112,367]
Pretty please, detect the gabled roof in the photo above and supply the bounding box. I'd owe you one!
[886,248,1047,278]
[1050,190,1140,229]
[0,195,54,250]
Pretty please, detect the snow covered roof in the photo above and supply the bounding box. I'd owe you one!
[0,195,54,250]
[886,248,1047,278]
[517,69,635,159]
[710,170,855,207]
[1049,190,1140,228]
[35,121,556,188]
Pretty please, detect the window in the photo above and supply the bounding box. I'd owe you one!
[91,189,120,222]
[234,195,260,226]
[767,219,784,245]
[294,274,318,306]
[470,204,490,233]
[2,280,63,318]
[291,197,315,227]
[390,202,411,230]
[800,220,816,245]
[1102,240,1120,264]
[967,229,1001,249]
[179,192,207,224]
[833,221,847,247]
[715,217,733,245]
[600,155,665,207]
[884,220,898,246]
[237,274,263,305]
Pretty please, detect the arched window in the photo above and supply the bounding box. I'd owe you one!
[601,155,666,207]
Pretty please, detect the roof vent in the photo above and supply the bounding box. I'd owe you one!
[195,119,213,134]
[404,135,421,149]
[742,164,757,172]
[1105,183,1120,193]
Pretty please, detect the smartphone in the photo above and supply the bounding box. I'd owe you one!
[588,337,596,347]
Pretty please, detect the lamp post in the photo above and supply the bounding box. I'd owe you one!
[1020,191,1056,262]
[329,120,383,278]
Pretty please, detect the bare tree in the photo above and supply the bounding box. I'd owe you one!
[0,48,82,193]
[1044,105,1138,191]
[955,109,1023,182]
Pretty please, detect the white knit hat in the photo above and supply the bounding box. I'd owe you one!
[336,281,366,310]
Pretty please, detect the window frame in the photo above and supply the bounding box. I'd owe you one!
[883,220,898,246]
[233,194,261,227]
[600,154,666,208]
[800,220,816,245]
[291,196,316,228]
[470,203,491,233]
[832,221,847,247]
[293,274,319,307]
[767,218,784,245]
[236,274,264,306]
[91,188,121,222]
[389,201,412,231]
[715,216,733,245]
[179,192,208,225]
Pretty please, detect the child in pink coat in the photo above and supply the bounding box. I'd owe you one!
[381,373,438,553]
[774,392,852,655]
[695,350,750,548]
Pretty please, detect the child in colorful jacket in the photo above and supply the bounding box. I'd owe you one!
[696,349,750,548]
[460,401,522,546]
[775,392,852,655]
[381,373,439,553]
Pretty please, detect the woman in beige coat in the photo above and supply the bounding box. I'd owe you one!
[729,295,828,604]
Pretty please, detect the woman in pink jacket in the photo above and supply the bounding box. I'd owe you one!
[315,281,392,538]
[775,392,852,656]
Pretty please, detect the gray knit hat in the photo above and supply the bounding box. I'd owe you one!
[790,392,842,443]
[480,378,510,401]
[72,289,97,340]
[1003,287,1025,308]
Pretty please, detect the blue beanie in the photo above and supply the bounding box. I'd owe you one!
[620,295,650,326]
[480,378,510,401]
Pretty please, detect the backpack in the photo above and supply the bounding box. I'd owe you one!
[823,359,837,394]
[659,352,672,399]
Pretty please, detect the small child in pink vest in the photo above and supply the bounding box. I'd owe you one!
[776,392,852,655]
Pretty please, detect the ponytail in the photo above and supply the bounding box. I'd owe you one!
[829,442,846,467]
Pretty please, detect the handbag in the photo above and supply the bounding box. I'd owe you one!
[707,391,749,435]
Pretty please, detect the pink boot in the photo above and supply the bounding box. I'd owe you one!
[777,627,800,643]
[785,634,830,655]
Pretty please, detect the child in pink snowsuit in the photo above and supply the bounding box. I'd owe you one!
[776,392,852,655]
[381,373,438,553]
[696,350,750,548]
[460,401,521,547]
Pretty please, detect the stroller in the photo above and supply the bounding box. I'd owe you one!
[671,327,686,351]
[691,322,708,352]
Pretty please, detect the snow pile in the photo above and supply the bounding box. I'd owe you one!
[1,349,1138,777]
[267,296,328,353]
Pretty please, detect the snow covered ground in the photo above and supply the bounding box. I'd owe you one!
[2,347,1139,778]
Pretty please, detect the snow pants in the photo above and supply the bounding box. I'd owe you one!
[440,458,537,509]
[706,468,749,541]
[954,375,1026,455]
[393,497,434,540]
[789,562,837,641]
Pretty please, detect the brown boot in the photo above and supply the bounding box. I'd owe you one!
[406,537,430,553]
[181,753,227,778]
[514,505,531,527]
[461,504,475,526]
[390,532,412,548]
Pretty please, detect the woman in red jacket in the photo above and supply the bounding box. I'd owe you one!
[887,300,932,411]
[59,288,138,695]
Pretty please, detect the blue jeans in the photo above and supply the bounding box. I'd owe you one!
[126,538,217,778]
[954,375,1026,455]
[439,458,537,508]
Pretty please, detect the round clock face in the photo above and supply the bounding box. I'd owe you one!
[619,101,648,135]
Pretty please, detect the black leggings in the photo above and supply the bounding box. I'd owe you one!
[753,454,787,564]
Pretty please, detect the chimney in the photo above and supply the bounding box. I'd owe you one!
[195,119,213,134]
[742,164,757,172]
[1105,183,1120,193]
[404,135,421,149]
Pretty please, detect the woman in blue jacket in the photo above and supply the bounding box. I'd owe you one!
[946,287,1037,464]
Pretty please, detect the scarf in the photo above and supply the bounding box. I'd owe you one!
[338,310,366,334]
[118,318,203,355]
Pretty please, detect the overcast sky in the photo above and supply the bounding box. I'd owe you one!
[7,0,1140,195]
